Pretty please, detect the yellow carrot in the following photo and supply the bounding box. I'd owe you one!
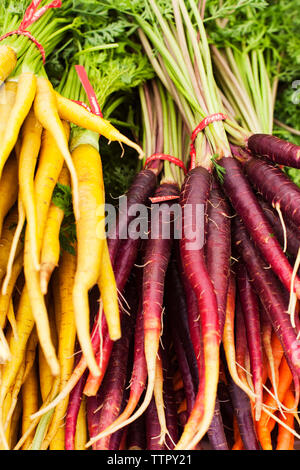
[18,107,43,271]
[0,45,17,83]
[74,396,87,451]
[40,164,70,294]
[41,248,77,450]
[24,222,60,377]
[0,72,36,179]
[55,91,145,159]
[4,361,25,432]
[34,77,80,221]
[0,288,35,448]
[0,252,23,330]
[20,123,70,378]
[6,299,18,341]
[0,80,17,142]
[0,155,18,239]
[72,143,105,377]
[8,394,21,450]
[97,239,121,342]
[2,197,25,295]
[38,298,58,402]
[21,363,39,450]
[0,207,20,283]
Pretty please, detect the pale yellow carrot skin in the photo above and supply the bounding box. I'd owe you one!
[72,143,105,377]
[8,394,21,450]
[0,155,18,239]
[40,164,70,294]
[2,197,25,296]
[0,125,70,448]
[41,248,77,450]
[0,72,37,179]
[55,91,145,159]
[21,363,39,450]
[0,81,17,146]
[38,299,58,403]
[0,207,22,284]
[22,123,71,378]
[18,108,43,272]
[97,240,121,341]
[74,396,87,451]
[0,252,23,330]
[0,45,17,83]
[34,78,80,221]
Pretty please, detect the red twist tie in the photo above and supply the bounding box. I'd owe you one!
[190,112,227,171]
[144,153,187,175]
[75,65,103,118]
[0,0,62,64]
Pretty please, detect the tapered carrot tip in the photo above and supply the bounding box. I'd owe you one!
[40,263,55,295]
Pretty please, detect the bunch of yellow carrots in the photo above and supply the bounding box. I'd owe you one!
[0,32,146,448]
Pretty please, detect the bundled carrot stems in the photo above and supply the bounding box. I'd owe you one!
[0,0,299,451]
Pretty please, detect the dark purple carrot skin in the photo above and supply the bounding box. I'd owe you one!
[127,413,146,450]
[65,368,89,450]
[205,175,231,337]
[145,396,167,450]
[107,168,157,266]
[227,378,261,450]
[207,397,229,450]
[165,255,199,390]
[247,133,300,169]
[234,296,248,377]
[256,196,300,259]
[219,156,300,297]
[178,166,220,444]
[93,299,136,450]
[233,216,300,376]
[142,182,180,391]
[86,393,103,450]
[160,346,179,449]
[242,154,300,230]
[236,262,263,417]
[166,267,228,450]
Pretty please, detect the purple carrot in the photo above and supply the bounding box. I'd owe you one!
[232,216,300,376]
[165,256,199,389]
[219,155,300,298]
[65,368,89,450]
[256,196,300,259]
[228,378,261,450]
[207,396,229,450]
[86,394,103,450]
[91,296,136,450]
[160,345,179,449]
[145,396,166,450]
[127,414,146,450]
[247,133,300,169]
[107,168,157,266]
[237,148,300,230]
[236,262,263,421]
[205,175,231,337]
[176,166,220,449]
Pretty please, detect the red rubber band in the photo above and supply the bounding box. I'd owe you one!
[149,195,180,204]
[190,112,227,171]
[0,0,62,64]
[75,65,103,118]
[144,153,187,175]
[72,100,92,113]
